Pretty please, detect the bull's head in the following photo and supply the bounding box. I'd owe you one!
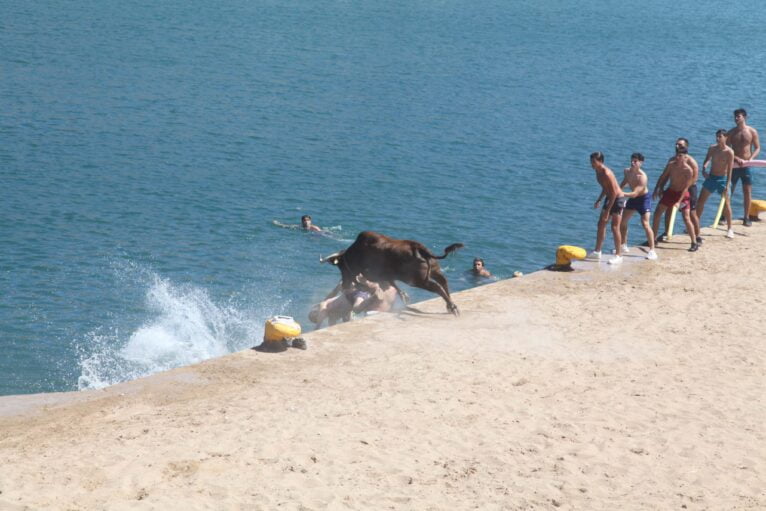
[320,250,356,291]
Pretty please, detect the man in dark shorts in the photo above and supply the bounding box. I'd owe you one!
[618,153,657,260]
[652,141,699,251]
[589,152,626,265]
[727,108,761,226]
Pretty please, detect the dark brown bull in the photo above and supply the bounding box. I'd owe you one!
[320,231,463,315]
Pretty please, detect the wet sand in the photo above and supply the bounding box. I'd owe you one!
[1,222,765,510]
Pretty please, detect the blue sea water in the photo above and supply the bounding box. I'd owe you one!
[2,0,765,396]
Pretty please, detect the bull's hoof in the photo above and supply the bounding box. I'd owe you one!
[448,303,459,316]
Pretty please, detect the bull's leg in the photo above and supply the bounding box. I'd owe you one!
[391,282,410,304]
[430,272,459,316]
[419,277,459,316]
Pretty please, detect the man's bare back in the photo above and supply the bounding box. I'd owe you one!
[596,166,622,201]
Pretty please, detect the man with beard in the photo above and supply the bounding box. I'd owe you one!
[652,138,699,252]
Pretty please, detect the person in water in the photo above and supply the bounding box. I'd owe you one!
[699,129,735,238]
[727,108,761,226]
[589,152,626,265]
[301,215,322,232]
[470,258,492,277]
[618,152,658,260]
[652,138,699,252]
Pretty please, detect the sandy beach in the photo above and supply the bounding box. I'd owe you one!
[1,221,765,510]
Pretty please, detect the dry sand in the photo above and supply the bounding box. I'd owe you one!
[1,222,765,510]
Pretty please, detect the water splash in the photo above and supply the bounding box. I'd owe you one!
[77,273,267,390]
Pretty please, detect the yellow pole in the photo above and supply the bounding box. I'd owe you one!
[710,193,727,229]
[666,206,678,239]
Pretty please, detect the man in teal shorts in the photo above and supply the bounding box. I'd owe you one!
[699,130,734,238]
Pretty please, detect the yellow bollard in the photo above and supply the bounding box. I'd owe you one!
[749,199,766,219]
[257,315,303,352]
[551,245,586,271]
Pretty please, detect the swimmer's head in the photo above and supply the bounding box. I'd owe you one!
[301,215,312,229]
[630,153,645,166]
[675,138,689,154]
[472,258,488,276]
[734,108,747,124]
[716,129,727,141]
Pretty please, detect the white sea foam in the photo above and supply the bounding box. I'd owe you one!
[77,273,272,390]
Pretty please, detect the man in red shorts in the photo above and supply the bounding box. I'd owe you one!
[652,139,699,251]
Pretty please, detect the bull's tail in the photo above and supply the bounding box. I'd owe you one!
[417,242,463,282]
[426,242,464,260]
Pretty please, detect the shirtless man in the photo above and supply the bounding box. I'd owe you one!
[308,281,362,328]
[589,152,626,265]
[661,138,702,244]
[618,153,658,260]
[727,108,761,226]
[301,215,322,232]
[470,258,492,277]
[699,130,735,238]
[652,139,699,251]
[353,276,398,314]
[308,276,397,328]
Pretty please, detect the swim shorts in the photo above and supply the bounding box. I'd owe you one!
[702,174,728,195]
[350,290,371,302]
[602,196,628,215]
[625,193,652,214]
[660,188,690,209]
[732,167,753,187]
[688,184,698,210]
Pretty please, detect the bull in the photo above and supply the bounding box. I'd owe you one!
[320,231,463,315]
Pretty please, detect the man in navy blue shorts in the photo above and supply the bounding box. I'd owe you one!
[618,153,658,260]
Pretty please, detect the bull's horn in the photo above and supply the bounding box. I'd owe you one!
[319,251,342,264]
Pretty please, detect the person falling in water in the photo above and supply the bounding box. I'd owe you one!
[589,152,627,265]
[301,215,322,232]
[727,108,761,226]
[652,139,699,251]
[618,153,658,260]
[699,129,735,238]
